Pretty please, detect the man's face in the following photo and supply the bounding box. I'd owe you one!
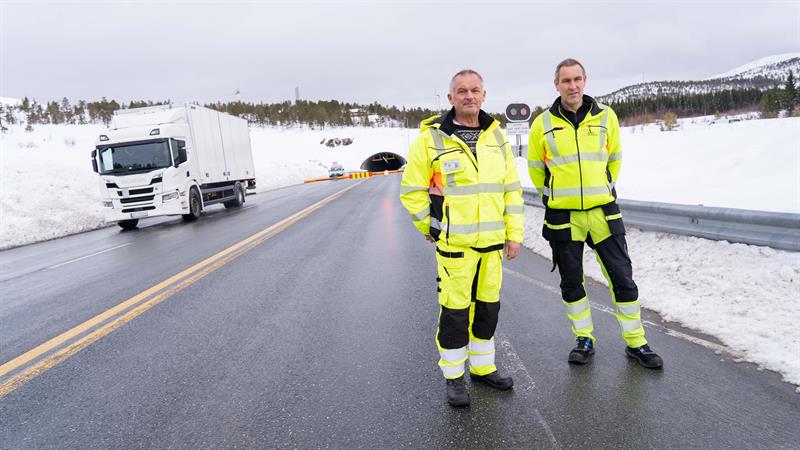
[448,74,486,117]
[555,64,586,109]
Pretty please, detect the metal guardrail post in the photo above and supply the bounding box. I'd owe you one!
[522,188,800,252]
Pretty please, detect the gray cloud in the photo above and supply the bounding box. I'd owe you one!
[2,1,798,111]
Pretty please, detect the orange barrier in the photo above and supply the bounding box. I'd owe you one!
[303,168,404,183]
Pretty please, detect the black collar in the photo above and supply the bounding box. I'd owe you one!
[548,94,602,122]
[436,108,495,136]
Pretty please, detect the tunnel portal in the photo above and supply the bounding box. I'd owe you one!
[360,152,407,172]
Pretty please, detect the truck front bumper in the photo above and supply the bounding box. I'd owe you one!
[102,195,188,222]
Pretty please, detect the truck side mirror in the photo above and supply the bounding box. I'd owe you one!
[91,149,98,173]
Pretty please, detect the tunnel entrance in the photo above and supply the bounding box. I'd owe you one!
[360,152,407,172]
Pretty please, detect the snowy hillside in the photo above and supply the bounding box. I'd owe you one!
[707,53,800,80]
[599,54,800,103]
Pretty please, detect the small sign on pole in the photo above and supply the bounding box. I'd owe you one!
[505,122,530,135]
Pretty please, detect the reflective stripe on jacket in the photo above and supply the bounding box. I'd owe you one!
[527,97,621,210]
[400,109,524,247]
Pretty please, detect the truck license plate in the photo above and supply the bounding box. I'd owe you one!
[130,212,149,219]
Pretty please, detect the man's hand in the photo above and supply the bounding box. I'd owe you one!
[504,240,520,260]
[425,235,434,242]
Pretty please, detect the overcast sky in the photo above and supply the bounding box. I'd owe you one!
[2,0,799,112]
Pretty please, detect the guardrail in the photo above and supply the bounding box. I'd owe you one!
[304,169,404,183]
[522,188,800,252]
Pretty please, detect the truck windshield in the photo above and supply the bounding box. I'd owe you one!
[97,140,171,175]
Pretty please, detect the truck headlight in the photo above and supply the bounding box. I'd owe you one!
[102,201,113,208]
[162,191,179,202]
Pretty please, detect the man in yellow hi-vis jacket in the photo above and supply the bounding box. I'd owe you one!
[400,70,524,407]
[528,58,663,369]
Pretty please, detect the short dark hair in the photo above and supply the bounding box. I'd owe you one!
[554,58,586,82]
[450,69,484,92]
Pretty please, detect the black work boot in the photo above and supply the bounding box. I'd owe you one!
[626,344,664,369]
[470,371,514,390]
[568,337,595,365]
[445,376,470,407]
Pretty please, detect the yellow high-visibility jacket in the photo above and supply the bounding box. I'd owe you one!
[400,109,524,248]
[528,97,621,211]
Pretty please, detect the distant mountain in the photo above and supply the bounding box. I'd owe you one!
[598,53,800,104]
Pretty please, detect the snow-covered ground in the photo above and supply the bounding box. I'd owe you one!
[1,116,799,388]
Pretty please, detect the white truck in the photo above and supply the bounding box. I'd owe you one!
[90,104,256,229]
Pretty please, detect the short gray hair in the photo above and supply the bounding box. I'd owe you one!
[450,69,484,92]
[554,58,586,81]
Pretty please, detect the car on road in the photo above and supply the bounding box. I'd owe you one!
[329,162,345,178]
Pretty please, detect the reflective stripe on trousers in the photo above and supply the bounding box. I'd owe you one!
[613,300,645,344]
[468,337,496,375]
[564,297,594,339]
[438,346,467,379]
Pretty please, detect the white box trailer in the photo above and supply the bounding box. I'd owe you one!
[90,104,256,229]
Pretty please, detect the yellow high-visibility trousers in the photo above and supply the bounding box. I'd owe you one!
[435,242,503,378]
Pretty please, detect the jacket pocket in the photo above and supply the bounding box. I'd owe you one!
[601,202,625,236]
[542,207,572,242]
[445,203,451,244]
[429,193,443,242]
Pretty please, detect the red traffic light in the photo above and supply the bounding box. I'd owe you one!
[505,103,531,122]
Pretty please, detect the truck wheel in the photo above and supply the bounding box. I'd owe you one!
[118,219,139,230]
[182,188,202,221]
[224,183,245,209]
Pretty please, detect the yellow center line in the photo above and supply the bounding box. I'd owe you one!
[0,181,365,397]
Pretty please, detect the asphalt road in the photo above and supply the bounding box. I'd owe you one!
[1,174,798,449]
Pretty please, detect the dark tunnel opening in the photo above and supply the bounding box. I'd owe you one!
[360,152,407,172]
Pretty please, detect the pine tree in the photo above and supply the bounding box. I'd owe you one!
[760,88,782,118]
[4,107,16,125]
[25,110,35,131]
[784,71,797,113]
[60,97,72,123]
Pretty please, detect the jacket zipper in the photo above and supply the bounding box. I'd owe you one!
[452,132,479,172]
[558,107,592,210]
[573,127,584,210]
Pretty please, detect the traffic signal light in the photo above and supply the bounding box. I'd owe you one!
[505,103,531,122]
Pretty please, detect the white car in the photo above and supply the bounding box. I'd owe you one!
[329,162,345,178]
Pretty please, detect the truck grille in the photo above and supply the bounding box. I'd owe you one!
[120,195,155,204]
[118,187,153,196]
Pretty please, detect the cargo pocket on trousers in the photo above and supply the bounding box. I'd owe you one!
[601,202,626,236]
[542,207,572,242]
[435,249,467,309]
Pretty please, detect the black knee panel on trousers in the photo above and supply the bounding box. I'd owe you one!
[595,235,639,302]
[438,306,470,349]
[471,300,500,340]
[550,241,587,302]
